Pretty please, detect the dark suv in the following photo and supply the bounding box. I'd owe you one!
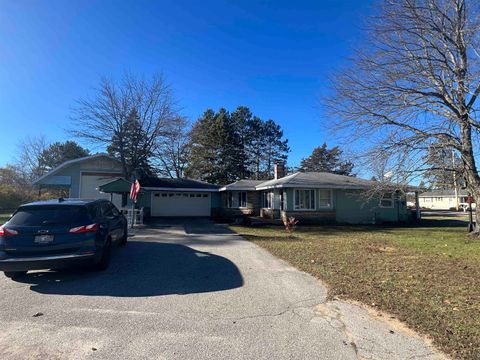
[0,198,128,279]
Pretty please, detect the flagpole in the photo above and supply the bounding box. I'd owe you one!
[130,176,136,229]
[130,196,135,229]
[129,171,141,229]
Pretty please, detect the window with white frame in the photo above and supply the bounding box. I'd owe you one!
[280,191,286,211]
[238,191,247,208]
[262,191,274,209]
[294,189,315,210]
[380,192,394,208]
[228,191,247,208]
[318,189,332,208]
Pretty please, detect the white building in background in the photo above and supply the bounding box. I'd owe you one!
[419,189,470,210]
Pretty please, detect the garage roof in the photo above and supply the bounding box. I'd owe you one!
[141,177,220,191]
[32,153,121,186]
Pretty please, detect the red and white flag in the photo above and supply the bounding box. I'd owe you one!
[130,179,141,203]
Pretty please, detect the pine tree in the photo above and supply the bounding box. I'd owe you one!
[261,119,289,179]
[38,141,90,172]
[186,106,289,183]
[299,143,354,176]
[231,106,253,179]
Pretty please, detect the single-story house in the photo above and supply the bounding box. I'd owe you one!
[419,189,469,210]
[219,170,412,224]
[33,154,416,224]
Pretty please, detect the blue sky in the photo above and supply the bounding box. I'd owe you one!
[0,0,371,168]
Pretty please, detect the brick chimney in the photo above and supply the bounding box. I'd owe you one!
[274,162,286,180]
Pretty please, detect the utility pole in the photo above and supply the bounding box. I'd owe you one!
[452,149,459,211]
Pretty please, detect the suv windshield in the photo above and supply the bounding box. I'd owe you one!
[7,206,90,226]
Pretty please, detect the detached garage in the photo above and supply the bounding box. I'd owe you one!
[33,154,123,205]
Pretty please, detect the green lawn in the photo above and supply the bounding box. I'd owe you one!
[231,217,480,360]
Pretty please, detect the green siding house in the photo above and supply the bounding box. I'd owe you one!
[220,171,413,224]
[33,155,414,224]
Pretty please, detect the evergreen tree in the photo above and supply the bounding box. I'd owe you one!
[186,106,289,183]
[186,109,244,184]
[39,141,90,171]
[231,106,253,179]
[261,119,289,179]
[299,143,354,176]
[247,116,266,179]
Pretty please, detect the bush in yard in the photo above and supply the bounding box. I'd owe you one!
[283,217,299,233]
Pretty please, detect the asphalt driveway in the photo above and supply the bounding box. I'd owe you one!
[0,219,444,359]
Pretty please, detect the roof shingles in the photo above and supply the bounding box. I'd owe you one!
[141,177,219,190]
[255,172,377,190]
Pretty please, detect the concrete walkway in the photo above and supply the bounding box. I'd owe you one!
[0,219,445,359]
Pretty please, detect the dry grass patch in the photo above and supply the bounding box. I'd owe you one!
[230,220,480,360]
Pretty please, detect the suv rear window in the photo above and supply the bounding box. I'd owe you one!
[7,206,90,226]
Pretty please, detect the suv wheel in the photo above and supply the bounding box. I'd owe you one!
[94,239,112,271]
[4,271,27,279]
[119,225,128,246]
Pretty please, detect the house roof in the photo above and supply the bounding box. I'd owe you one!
[141,177,220,191]
[419,189,468,197]
[219,179,265,191]
[255,172,379,190]
[97,176,220,193]
[32,153,121,186]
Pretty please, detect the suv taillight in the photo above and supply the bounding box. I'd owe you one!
[69,224,99,234]
[0,226,18,236]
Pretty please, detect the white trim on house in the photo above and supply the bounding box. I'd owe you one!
[219,186,257,191]
[142,187,218,192]
[256,183,375,191]
[293,189,316,211]
[262,191,275,209]
[379,192,395,208]
[318,189,333,209]
[227,191,248,208]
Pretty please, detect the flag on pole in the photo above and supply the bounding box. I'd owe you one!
[130,179,141,203]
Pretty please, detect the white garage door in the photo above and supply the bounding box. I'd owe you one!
[80,173,122,208]
[151,192,211,217]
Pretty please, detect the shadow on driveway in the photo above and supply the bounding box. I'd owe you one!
[14,241,243,297]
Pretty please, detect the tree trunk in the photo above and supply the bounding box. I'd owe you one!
[460,122,480,232]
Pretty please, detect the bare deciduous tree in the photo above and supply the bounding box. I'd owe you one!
[154,116,190,178]
[16,135,49,181]
[71,73,177,178]
[325,0,480,230]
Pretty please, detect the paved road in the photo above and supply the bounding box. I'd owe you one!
[422,209,473,217]
[0,219,444,360]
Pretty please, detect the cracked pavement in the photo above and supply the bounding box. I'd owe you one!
[0,219,445,359]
